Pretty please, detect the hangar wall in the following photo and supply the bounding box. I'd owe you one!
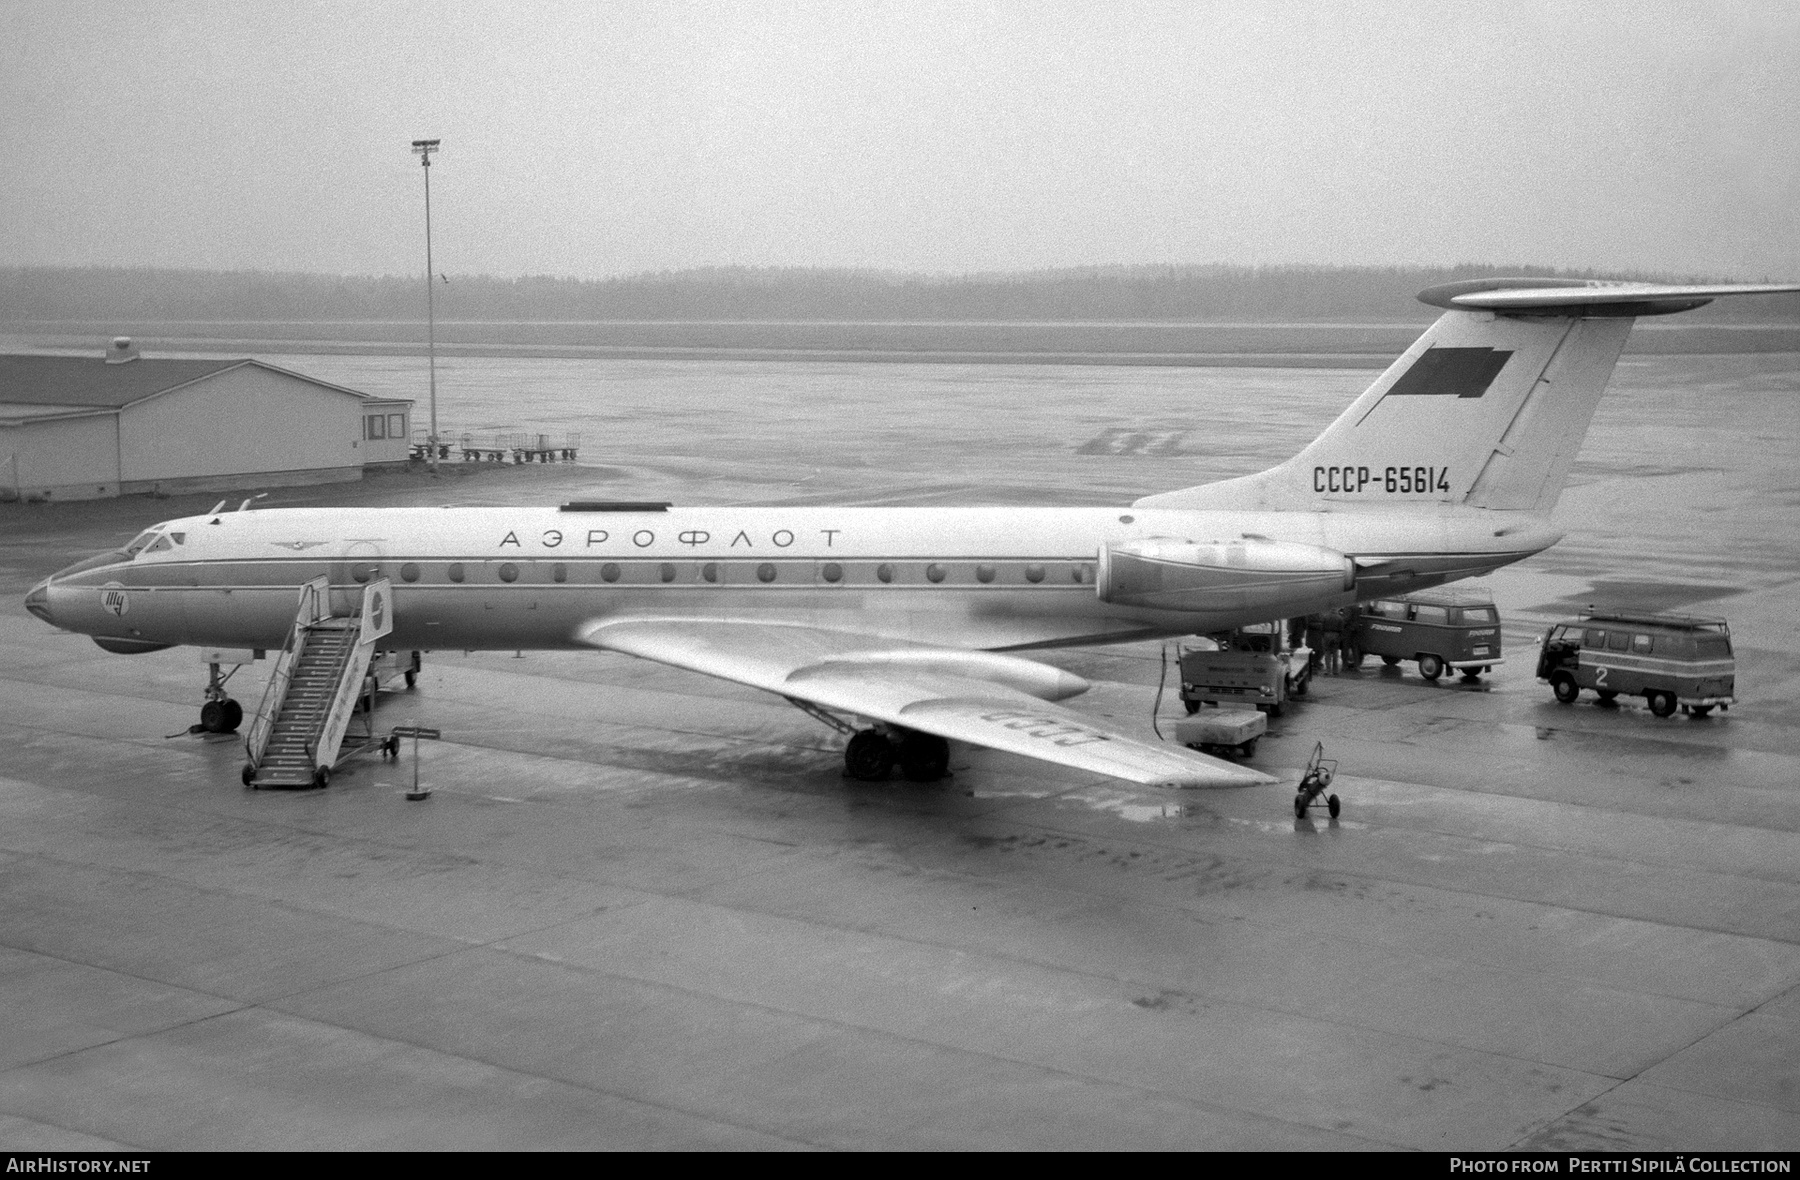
[1,415,120,499]
[3,352,416,501]
[119,366,361,490]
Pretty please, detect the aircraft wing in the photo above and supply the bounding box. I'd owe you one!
[579,619,1274,788]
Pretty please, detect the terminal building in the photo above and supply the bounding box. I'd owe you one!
[0,338,414,501]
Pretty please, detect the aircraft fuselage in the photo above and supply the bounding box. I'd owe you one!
[28,504,1560,654]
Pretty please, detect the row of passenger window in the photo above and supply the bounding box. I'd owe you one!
[1549,625,1732,659]
[1364,600,1499,625]
[354,559,1097,586]
[1552,625,1657,655]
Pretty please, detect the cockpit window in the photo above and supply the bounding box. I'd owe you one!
[146,535,174,554]
[123,530,160,557]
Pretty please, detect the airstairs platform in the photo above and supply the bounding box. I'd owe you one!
[242,575,394,788]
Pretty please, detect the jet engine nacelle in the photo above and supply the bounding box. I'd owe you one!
[1096,536,1356,617]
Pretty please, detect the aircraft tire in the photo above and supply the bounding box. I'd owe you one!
[844,729,896,781]
[1418,655,1444,681]
[1648,691,1678,718]
[221,699,243,731]
[200,700,226,733]
[1551,673,1580,704]
[897,732,950,782]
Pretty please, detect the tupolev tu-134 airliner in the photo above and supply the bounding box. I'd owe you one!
[24,278,1800,789]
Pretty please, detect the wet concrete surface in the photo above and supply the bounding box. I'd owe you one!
[0,352,1796,1150]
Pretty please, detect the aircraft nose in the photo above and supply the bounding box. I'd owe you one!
[24,580,53,625]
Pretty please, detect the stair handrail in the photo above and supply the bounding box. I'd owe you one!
[244,575,329,768]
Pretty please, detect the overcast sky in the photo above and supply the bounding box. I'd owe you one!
[3,1,1797,280]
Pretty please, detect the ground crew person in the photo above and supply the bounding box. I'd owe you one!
[1321,609,1343,674]
[1304,615,1325,671]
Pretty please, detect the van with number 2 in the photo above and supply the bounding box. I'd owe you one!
[1535,611,1735,718]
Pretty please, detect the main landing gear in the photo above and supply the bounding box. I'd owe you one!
[845,728,951,783]
[784,696,952,784]
[199,662,243,734]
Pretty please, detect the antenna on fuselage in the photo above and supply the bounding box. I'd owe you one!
[207,500,229,515]
[237,493,268,511]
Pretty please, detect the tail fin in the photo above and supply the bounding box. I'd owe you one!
[1137,279,1799,514]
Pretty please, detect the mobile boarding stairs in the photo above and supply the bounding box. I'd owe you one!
[241,575,397,788]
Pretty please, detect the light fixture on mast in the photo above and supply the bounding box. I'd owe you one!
[411,138,442,471]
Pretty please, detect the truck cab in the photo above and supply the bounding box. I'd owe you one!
[1343,586,1504,682]
[1537,611,1735,717]
[1178,622,1312,716]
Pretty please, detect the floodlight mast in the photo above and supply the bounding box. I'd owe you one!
[411,138,442,471]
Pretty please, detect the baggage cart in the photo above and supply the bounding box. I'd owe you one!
[1174,709,1267,759]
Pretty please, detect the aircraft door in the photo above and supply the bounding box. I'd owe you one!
[330,540,388,618]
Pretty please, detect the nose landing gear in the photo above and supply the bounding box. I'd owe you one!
[198,661,243,734]
[200,696,243,733]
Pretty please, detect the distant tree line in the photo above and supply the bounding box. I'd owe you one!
[3,263,1793,323]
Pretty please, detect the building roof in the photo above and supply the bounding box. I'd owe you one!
[0,354,401,411]
[0,355,246,409]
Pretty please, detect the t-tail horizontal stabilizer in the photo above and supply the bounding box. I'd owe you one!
[1137,278,1799,515]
